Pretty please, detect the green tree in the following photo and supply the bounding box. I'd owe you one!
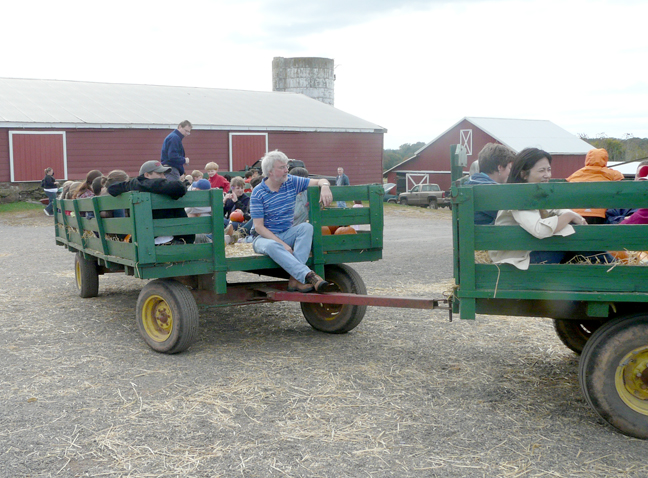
[383,142,427,172]
[382,151,402,171]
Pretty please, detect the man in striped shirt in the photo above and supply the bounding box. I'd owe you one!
[250,150,333,293]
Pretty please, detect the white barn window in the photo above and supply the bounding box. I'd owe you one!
[460,129,473,156]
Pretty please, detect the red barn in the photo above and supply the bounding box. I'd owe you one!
[0,78,385,188]
[385,117,594,193]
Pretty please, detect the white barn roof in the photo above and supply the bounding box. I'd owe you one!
[463,117,593,155]
[0,77,386,133]
[384,117,593,174]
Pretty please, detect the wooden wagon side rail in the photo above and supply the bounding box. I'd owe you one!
[54,184,385,291]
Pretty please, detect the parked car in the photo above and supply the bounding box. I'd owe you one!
[383,183,398,203]
[398,183,450,209]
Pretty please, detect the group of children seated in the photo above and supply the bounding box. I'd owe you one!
[183,166,262,244]
[52,161,285,247]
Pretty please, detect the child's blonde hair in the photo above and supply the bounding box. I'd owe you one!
[205,162,219,171]
[191,170,203,179]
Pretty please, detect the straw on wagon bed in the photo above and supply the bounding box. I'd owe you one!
[475,250,648,266]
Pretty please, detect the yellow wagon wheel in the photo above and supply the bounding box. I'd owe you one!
[300,264,367,334]
[136,279,199,354]
[579,314,648,438]
[140,294,175,343]
[74,252,99,298]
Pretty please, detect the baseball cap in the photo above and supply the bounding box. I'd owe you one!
[637,165,648,180]
[192,179,211,190]
[140,160,171,176]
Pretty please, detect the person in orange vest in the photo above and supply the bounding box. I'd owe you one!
[566,148,623,224]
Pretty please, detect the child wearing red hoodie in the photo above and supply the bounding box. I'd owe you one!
[205,162,230,192]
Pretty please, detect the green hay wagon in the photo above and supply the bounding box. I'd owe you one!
[54,184,441,355]
[449,145,648,439]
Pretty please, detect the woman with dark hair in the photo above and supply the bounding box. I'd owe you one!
[73,170,103,199]
[489,148,588,269]
[41,167,59,216]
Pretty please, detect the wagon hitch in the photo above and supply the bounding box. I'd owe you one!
[259,287,449,311]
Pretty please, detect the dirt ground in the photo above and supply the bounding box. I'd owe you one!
[1,206,647,477]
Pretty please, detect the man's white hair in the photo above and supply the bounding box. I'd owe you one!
[261,150,289,177]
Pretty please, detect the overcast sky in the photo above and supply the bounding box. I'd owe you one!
[2,0,646,148]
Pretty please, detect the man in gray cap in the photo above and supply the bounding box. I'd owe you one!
[108,160,194,244]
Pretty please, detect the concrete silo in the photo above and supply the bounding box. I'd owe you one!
[272,57,335,106]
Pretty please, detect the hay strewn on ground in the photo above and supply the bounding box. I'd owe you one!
[1,206,646,477]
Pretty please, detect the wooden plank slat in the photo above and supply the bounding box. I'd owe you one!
[474,224,648,251]
[130,192,156,265]
[472,263,648,295]
[308,186,326,277]
[321,232,373,250]
[153,217,213,236]
[368,185,383,249]
[209,188,228,294]
[470,180,648,211]
[102,217,135,235]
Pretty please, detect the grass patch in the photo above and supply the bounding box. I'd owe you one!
[0,202,44,214]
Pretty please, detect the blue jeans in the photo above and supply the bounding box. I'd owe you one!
[240,218,253,235]
[337,201,347,208]
[529,251,565,265]
[253,223,313,283]
[165,167,181,182]
[44,190,57,215]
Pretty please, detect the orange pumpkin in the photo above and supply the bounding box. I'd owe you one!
[230,210,245,222]
[321,226,332,235]
[328,225,339,234]
[334,226,357,235]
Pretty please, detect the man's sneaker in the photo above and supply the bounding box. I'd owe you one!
[305,271,331,292]
[43,209,52,216]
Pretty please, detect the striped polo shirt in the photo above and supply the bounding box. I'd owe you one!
[250,175,310,234]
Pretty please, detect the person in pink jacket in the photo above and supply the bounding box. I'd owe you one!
[567,148,623,224]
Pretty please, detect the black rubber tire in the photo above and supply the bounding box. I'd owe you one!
[428,198,438,209]
[75,252,99,298]
[399,198,408,205]
[136,279,199,354]
[553,319,604,355]
[301,264,367,334]
[579,314,648,438]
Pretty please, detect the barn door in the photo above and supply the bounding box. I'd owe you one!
[229,133,268,171]
[10,131,67,182]
[405,173,430,191]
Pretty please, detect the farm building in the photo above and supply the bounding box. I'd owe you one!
[0,77,385,189]
[384,117,594,193]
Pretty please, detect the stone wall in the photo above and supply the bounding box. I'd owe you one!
[0,182,46,204]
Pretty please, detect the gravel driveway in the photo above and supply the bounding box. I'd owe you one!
[0,206,646,477]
